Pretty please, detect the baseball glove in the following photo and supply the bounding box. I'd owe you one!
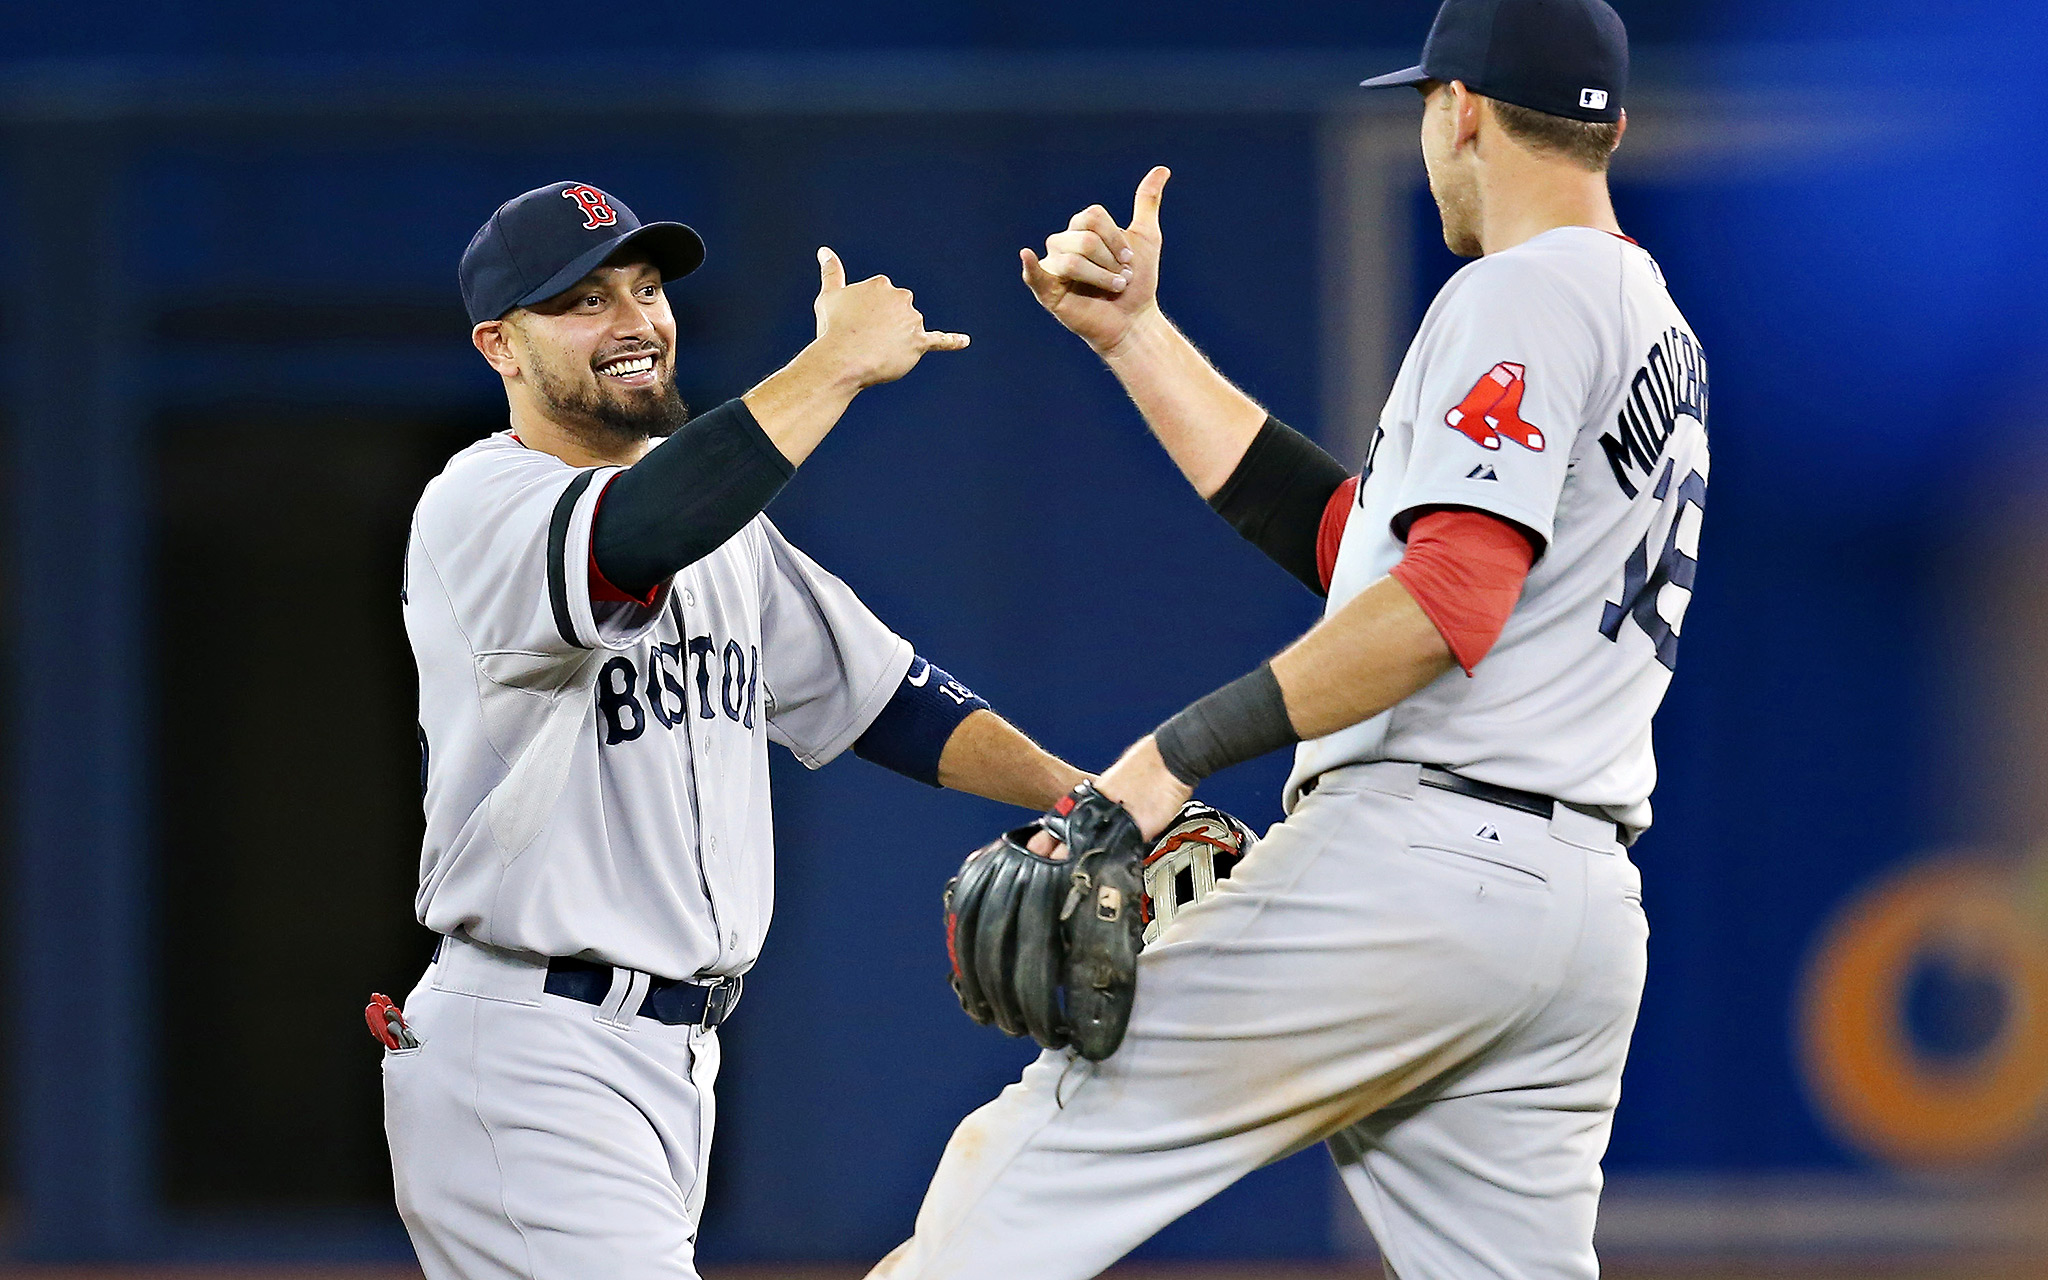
[943,787,1257,1061]
[1141,801,1256,944]
[944,782,1149,1060]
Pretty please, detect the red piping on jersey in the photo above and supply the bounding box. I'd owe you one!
[1386,509,1536,676]
[588,473,662,607]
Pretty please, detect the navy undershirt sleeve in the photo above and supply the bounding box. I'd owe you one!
[853,657,991,787]
[590,398,794,598]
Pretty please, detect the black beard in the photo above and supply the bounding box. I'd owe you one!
[532,360,690,446]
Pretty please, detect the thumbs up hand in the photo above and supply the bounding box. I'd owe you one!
[812,245,847,336]
[1021,166,1170,356]
[811,247,970,387]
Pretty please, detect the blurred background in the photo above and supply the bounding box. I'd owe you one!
[3,0,2047,1276]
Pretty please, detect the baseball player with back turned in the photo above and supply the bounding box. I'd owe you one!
[376,181,1088,1279]
[876,0,1706,1276]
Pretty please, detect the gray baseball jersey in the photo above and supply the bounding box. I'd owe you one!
[402,431,913,980]
[1287,227,1709,833]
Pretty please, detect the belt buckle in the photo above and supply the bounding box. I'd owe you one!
[701,974,743,1028]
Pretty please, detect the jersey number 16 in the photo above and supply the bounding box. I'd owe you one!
[1599,458,1706,673]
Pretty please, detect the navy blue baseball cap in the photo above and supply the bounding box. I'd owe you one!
[458,181,706,327]
[1359,0,1627,124]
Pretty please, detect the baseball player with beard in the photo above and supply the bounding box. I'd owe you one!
[376,181,1087,1279]
[876,0,1708,1276]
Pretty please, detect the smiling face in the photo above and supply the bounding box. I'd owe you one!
[489,257,688,447]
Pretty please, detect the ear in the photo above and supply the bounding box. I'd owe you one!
[472,319,521,379]
[1447,80,1483,152]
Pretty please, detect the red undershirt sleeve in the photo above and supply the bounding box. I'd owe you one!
[1385,508,1536,676]
[1315,475,1360,593]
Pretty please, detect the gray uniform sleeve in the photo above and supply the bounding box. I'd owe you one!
[753,517,915,768]
[1392,253,1602,555]
[413,442,669,659]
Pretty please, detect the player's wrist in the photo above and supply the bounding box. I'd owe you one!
[791,335,873,397]
[1097,736,1191,840]
[1152,663,1299,788]
[1095,302,1168,362]
[742,347,862,467]
[1038,759,1091,811]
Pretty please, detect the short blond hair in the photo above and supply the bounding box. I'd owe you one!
[1490,99,1621,173]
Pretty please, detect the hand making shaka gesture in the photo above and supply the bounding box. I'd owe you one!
[1022,165,1170,356]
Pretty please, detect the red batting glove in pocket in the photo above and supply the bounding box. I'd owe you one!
[365,992,419,1050]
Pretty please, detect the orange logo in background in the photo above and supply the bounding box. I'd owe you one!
[1798,852,2048,1169]
[1446,361,1544,452]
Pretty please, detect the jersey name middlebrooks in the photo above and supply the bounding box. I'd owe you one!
[403,434,912,980]
[1291,227,1710,834]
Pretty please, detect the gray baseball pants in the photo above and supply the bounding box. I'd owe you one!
[871,759,1649,1280]
[382,935,720,1280]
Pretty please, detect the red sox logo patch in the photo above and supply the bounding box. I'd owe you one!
[1445,361,1543,452]
[562,184,619,230]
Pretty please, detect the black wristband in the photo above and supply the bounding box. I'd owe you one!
[591,398,795,598]
[1207,415,1352,596]
[1152,661,1299,787]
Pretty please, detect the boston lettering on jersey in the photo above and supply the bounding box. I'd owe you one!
[596,635,759,745]
[1599,326,1707,499]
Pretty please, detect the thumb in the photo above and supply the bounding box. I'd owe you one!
[1131,166,1170,238]
[1020,247,1058,297]
[817,246,846,293]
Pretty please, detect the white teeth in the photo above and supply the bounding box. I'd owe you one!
[602,355,656,377]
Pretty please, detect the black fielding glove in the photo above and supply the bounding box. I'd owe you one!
[942,782,1150,1061]
[1043,784,1149,1060]
[945,824,1072,1048]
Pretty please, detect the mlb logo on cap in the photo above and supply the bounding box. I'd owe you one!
[1580,88,1609,110]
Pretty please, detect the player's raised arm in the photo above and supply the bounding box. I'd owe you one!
[577,248,969,602]
[1027,170,1352,594]
[1024,167,1266,498]
[745,246,969,467]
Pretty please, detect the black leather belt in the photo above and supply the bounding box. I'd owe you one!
[1416,765,1627,843]
[544,956,743,1028]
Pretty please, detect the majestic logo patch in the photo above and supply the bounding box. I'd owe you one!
[1445,361,1544,452]
[1465,463,1498,481]
[562,184,619,230]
